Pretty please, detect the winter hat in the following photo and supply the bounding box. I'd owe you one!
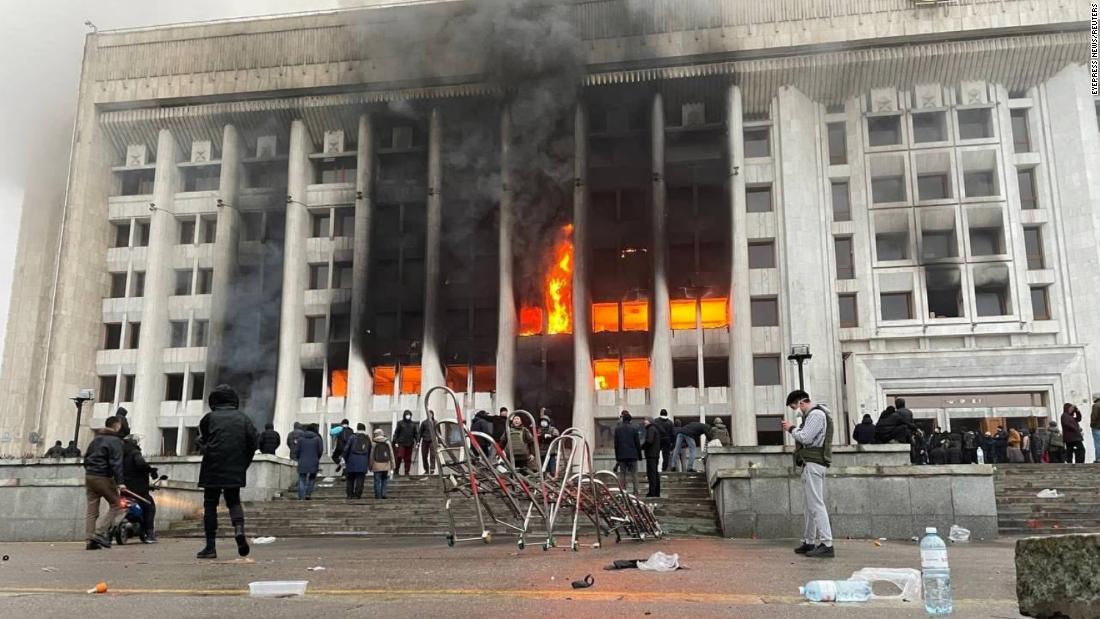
[208,384,239,409]
[373,429,385,439]
[115,406,128,417]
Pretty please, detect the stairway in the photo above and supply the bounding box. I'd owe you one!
[995,463,1100,536]
[164,472,720,539]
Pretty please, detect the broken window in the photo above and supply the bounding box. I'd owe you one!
[621,301,649,332]
[867,115,902,147]
[669,299,695,331]
[302,369,323,397]
[703,357,729,387]
[623,358,650,389]
[400,366,422,394]
[594,359,619,391]
[672,357,698,388]
[925,266,964,319]
[700,298,728,328]
[164,373,185,401]
[372,366,396,395]
[189,372,205,401]
[592,302,619,333]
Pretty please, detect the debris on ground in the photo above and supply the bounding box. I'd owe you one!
[948,525,971,543]
[41,567,58,572]
[248,580,309,598]
[1036,489,1063,499]
[603,552,683,572]
[849,568,922,602]
[87,582,108,594]
[570,574,594,589]
[306,566,326,571]
[252,536,277,544]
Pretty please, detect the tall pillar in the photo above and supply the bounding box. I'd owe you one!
[727,85,755,445]
[206,124,244,392]
[651,92,674,417]
[346,114,376,428]
[776,86,839,413]
[273,120,313,450]
[132,129,182,451]
[572,103,595,441]
[495,105,517,412]
[421,108,446,416]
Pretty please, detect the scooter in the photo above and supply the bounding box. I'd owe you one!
[114,474,168,545]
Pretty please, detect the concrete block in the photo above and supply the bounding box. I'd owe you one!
[830,514,873,540]
[871,514,915,540]
[721,513,756,538]
[951,476,997,516]
[755,514,799,539]
[908,477,953,515]
[718,479,752,514]
[824,476,872,515]
[1017,534,1100,618]
[951,515,998,541]
[912,515,954,541]
[750,477,790,515]
[868,478,912,515]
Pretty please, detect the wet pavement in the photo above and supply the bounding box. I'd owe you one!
[0,536,1023,617]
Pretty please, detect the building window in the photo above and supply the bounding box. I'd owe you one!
[200,216,217,244]
[743,127,770,158]
[189,372,205,400]
[333,207,355,238]
[834,237,855,279]
[311,212,331,238]
[756,415,785,446]
[330,313,350,342]
[125,322,141,349]
[963,169,997,198]
[98,376,117,403]
[957,108,993,140]
[165,373,185,401]
[195,268,214,295]
[318,159,354,184]
[1017,169,1038,210]
[838,294,858,328]
[333,262,353,289]
[121,374,136,402]
[133,221,150,247]
[672,358,698,388]
[745,185,773,213]
[917,172,951,201]
[752,355,781,386]
[113,222,131,248]
[104,323,122,349]
[874,213,910,262]
[1030,286,1051,320]
[827,122,847,165]
[912,111,947,143]
[1024,227,1045,270]
[867,115,902,147]
[308,264,329,290]
[623,358,650,389]
[831,181,851,222]
[191,320,208,347]
[306,316,327,343]
[1010,109,1031,153]
[871,175,906,204]
[242,212,264,241]
[748,240,776,269]
[750,297,779,327]
[880,292,913,321]
[109,272,127,299]
[178,219,196,245]
[926,266,964,319]
[182,167,220,192]
[967,206,1005,256]
[130,271,145,297]
[160,428,178,456]
[703,357,729,387]
[120,169,155,196]
[169,321,188,348]
[303,369,324,397]
[174,269,193,296]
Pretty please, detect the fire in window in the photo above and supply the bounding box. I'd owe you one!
[593,359,619,391]
[700,298,729,328]
[621,301,649,332]
[330,369,348,397]
[623,358,650,389]
[670,299,696,330]
[445,365,468,392]
[591,303,619,333]
[373,366,396,396]
[400,366,422,395]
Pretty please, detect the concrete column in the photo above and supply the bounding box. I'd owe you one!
[651,92,674,418]
[205,124,244,392]
[273,120,313,449]
[727,85,755,445]
[572,103,595,441]
[421,108,446,415]
[495,105,517,412]
[132,129,182,451]
[346,114,375,428]
[775,86,839,414]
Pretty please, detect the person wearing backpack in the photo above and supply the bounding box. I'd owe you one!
[369,429,395,499]
[1047,421,1066,463]
[344,423,372,500]
[961,430,979,464]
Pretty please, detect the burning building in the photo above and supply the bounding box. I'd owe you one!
[0,1,1097,459]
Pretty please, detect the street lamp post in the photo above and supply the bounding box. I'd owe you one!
[70,389,94,448]
[787,345,812,392]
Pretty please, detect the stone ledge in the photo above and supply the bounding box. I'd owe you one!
[713,464,994,483]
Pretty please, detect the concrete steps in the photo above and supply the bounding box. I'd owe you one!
[164,472,721,539]
[994,464,1100,536]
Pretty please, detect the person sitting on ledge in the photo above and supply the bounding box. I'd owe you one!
[44,440,65,458]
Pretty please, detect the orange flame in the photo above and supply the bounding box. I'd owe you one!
[518,225,574,336]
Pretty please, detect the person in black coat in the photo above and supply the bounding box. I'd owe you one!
[874,406,911,444]
[470,410,495,459]
[613,411,642,495]
[83,416,126,550]
[258,423,280,455]
[392,411,418,476]
[852,414,875,445]
[44,440,65,458]
[642,418,662,497]
[115,406,131,439]
[62,440,82,458]
[195,384,259,560]
[292,425,324,500]
[121,437,159,542]
[286,422,304,455]
[343,424,372,500]
[654,409,675,471]
[332,419,353,474]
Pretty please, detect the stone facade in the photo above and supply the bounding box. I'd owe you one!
[0,1,1096,461]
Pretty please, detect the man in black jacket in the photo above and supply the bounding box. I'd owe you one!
[392,410,418,476]
[121,436,158,543]
[471,410,494,458]
[332,419,353,474]
[419,413,436,475]
[196,384,259,560]
[286,421,304,455]
[83,416,126,550]
[44,440,65,458]
[258,423,280,455]
[654,409,675,471]
[62,440,81,458]
[613,411,642,495]
[115,406,131,439]
[642,418,662,497]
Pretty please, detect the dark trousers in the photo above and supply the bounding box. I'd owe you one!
[660,443,673,472]
[1066,441,1086,463]
[202,487,244,541]
[420,441,436,474]
[346,472,366,499]
[645,455,660,497]
[1048,447,1064,463]
[963,448,978,464]
[135,490,156,538]
[373,471,390,498]
[394,445,414,475]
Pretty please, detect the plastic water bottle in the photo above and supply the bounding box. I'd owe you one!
[800,580,872,602]
[920,527,953,616]
[976,448,985,464]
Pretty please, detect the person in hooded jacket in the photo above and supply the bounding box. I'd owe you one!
[121,436,159,543]
[292,424,324,500]
[63,440,82,458]
[1047,422,1065,463]
[343,423,372,500]
[1062,403,1086,464]
[115,406,131,439]
[642,417,662,497]
[332,419,353,474]
[873,406,910,444]
[258,423,280,455]
[369,429,395,499]
[286,422,304,455]
[613,411,642,495]
[83,416,126,550]
[654,410,675,472]
[994,426,1009,463]
[44,440,65,458]
[852,414,875,445]
[418,413,436,475]
[470,410,495,460]
[710,418,732,446]
[392,410,419,476]
[979,432,996,464]
[537,409,560,476]
[195,385,259,560]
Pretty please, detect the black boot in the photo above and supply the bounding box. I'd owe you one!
[197,533,217,559]
[234,522,250,557]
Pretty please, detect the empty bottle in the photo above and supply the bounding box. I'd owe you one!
[920,526,953,616]
[800,579,872,603]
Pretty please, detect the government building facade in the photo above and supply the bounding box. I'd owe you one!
[0,0,1096,459]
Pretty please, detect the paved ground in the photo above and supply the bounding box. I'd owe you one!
[0,536,1023,618]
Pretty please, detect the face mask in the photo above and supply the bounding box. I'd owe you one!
[540,420,549,428]
[404,415,412,421]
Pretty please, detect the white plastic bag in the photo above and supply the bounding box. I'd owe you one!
[636,551,680,572]
[848,568,922,602]
[1036,488,1062,498]
[948,525,970,543]
[252,536,277,544]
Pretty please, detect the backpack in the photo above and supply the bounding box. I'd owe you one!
[349,433,371,456]
[373,442,391,463]
[962,431,978,450]
[1049,431,1065,449]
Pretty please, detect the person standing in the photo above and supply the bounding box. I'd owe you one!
[121,436,158,543]
[1047,422,1065,464]
[195,385,259,559]
[613,411,642,495]
[44,440,65,458]
[851,414,875,445]
[369,429,395,499]
[979,432,996,464]
[1062,403,1086,464]
[258,423,281,455]
[1032,424,1050,464]
[471,410,495,458]
[710,419,732,446]
[894,398,917,438]
[962,429,980,464]
[63,440,82,458]
[115,406,131,439]
[392,410,418,476]
[781,390,835,559]
[286,422,304,455]
[419,413,436,475]
[1091,394,1100,463]
[503,415,535,474]
[654,410,675,472]
[292,424,324,500]
[332,419,353,474]
[83,416,127,550]
[994,426,1009,464]
[641,417,661,498]
[1007,427,1024,463]
[537,410,560,477]
[344,423,372,500]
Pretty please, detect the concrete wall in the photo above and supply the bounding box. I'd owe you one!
[711,464,997,540]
